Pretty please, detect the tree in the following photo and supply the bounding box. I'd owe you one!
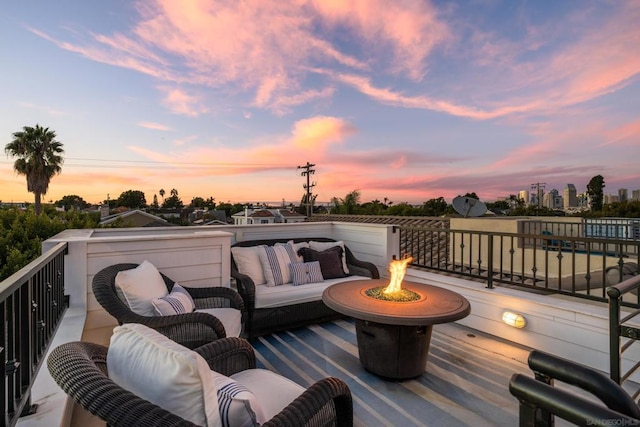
[421,197,449,216]
[587,175,605,212]
[330,190,361,214]
[159,188,165,201]
[56,195,88,211]
[162,193,184,209]
[116,190,147,209]
[152,194,159,208]
[191,196,216,209]
[5,124,64,215]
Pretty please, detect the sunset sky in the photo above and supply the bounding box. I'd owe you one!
[1,1,639,207]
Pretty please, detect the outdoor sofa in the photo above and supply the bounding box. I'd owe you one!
[231,237,380,338]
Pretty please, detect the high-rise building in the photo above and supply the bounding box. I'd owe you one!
[619,188,628,202]
[632,189,640,202]
[563,184,577,209]
[604,194,619,204]
[518,190,530,205]
[543,189,563,210]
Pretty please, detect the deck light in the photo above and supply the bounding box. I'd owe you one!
[502,311,526,329]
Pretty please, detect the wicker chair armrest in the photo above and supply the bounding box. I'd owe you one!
[344,247,380,279]
[183,285,245,311]
[194,337,256,376]
[262,377,353,427]
[230,270,256,311]
[48,342,197,426]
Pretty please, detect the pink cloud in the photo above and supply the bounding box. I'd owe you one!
[290,116,356,149]
[138,121,172,131]
[309,0,449,80]
[158,86,208,117]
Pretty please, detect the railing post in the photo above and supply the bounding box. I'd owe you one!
[607,286,622,383]
[487,234,494,289]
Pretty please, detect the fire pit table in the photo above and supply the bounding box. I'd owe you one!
[322,279,471,380]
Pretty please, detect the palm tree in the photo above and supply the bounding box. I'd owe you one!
[159,188,165,201]
[5,124,64,215]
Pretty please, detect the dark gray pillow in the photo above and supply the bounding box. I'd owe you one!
[297,246,347,279]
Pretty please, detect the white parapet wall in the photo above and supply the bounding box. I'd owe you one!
[404,268,640,380]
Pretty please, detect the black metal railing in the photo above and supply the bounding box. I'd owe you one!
[520,218,640,247]
[398,226,640,305]
[607,275,640,395]
[0,242,68,426]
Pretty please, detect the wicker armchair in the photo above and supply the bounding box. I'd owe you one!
[48,338,353,426]
[92,263,245,347]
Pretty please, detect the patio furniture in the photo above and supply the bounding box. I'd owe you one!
[509,349,640,426]
[47,326,353,426]
[93,262,245,347]
[231,237,379,339]
[323,279,471,379]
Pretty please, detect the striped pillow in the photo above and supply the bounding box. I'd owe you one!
[290,261,325,286]
[151,283,195,315]
[212,371,263,427]
[257,245,293,286]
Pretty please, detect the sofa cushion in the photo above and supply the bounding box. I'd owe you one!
[197,307,243,337]
[231,368,305,421]
[298,246,347,279]
[114,260,169,316]
[152,283,195,315]
[211,371,264,427]
[107,323,220,426]
[231,246,267,286]
[309,241,350,274]
[257,245,293,286]
[254,275,369,309]
[290,261,324,286]
[282,240,308,263]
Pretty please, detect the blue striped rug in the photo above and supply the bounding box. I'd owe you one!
[253,319,531,427]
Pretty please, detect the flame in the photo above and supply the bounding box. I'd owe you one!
[384,255,414,295]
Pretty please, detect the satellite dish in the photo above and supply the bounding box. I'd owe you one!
[452,196,488,218]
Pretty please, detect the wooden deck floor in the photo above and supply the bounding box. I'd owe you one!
[252,319,533,427]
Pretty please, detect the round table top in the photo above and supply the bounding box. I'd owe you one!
[322,279,471,326]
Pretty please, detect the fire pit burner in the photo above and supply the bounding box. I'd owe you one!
[323,279,471,379]
[364,286,422,302]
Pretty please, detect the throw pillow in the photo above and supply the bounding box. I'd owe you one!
[211,371,264,427]
[257,245,293,286]
[114,260,169,316]
[298,246,347,279]
[231,246,267,285]
[290,261,324,286]
[107,323,220,426]
[151,283,195,315]
[309,241,350,274]
[275,240,303,264]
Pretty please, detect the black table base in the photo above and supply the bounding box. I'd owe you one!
[355,319,432,380]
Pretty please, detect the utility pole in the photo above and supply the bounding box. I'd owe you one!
[530,182,546,214]
[298,162,316,217]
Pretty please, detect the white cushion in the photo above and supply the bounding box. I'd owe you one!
[309,241,350,274]
[197,307,243,337]
[211,371,264,427]
[257,245,294,287]
[114,260,169,316]
[107,323,220,426]
[290,261,324,286]
[231,369,305,421]
[152,283,195,315]
[232,246,267,286]
[254,275,369,309]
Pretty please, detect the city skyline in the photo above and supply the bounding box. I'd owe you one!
[2,1,639,205]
